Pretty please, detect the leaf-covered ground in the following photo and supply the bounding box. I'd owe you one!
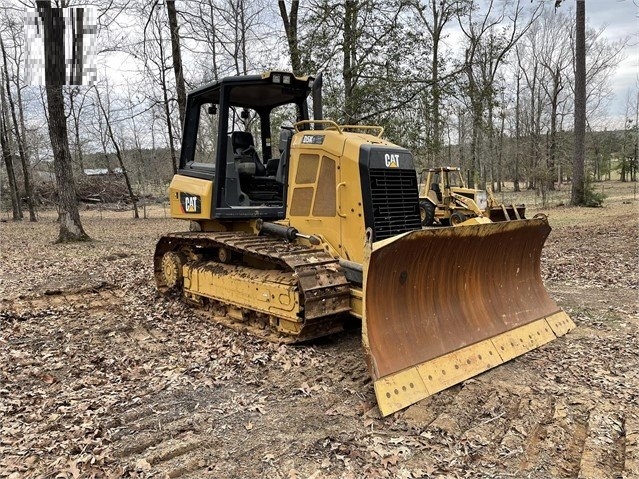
[1,181,637,479]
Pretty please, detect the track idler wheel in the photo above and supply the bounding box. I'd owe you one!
[161,251,185,289]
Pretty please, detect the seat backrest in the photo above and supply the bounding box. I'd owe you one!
[265,158,279,176]
[230,131,266,176]
[279,128,294,156]
[231,131,255,154]
[431,183,442,202]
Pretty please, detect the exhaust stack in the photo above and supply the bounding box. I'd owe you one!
[312,72,323,130]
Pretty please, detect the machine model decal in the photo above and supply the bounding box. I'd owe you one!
[384,153,399,168]
[180,192,201,213]
[301,134,325,145]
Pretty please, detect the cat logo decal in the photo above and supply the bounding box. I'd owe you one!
[179,193,201,214]
[384,153,399,168]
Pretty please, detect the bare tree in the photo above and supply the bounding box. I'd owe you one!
[278,0,301,75]
[571,0,586,205]
[180,0,222,82]
[534,9,572,190]
[141,3,180,173]
[94,83,140,218]
[0,69,21,220]
[552,0,585,204]
[413,0,470,163]
[166,0,186,127]
[0,30,37,220]
[215,0,268,76]
[68,86,91,173]
[513,62,522,191]
[516,39,545,191]
[459,0,541,187]
[37,1,90,241]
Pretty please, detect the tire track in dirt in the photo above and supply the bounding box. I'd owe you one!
[100,312,639,478]
[77,303,365,477]
[578,405,625,479]
[498,394,555,470]
[107,387,357,478]
[0,282,124,321]
[623,406,639,479]
[398,363,636,479]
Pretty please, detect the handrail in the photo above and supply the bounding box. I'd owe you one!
[340,125,385,138]
[293,121,385,138]
[294,120,342,133]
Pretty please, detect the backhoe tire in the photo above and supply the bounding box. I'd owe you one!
[450,212,467,226]
[419,200,436,226]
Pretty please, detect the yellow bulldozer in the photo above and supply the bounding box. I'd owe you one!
[419,167,527,226]
[155,71,575,416]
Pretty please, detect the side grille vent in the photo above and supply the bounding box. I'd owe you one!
[368,168,421,240]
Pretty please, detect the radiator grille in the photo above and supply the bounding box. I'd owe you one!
[368,168,421,240]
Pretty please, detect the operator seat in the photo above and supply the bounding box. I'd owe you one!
[230,131,266,176]
[431,183,442,202]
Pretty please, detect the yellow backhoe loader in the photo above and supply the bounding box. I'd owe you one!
[419,167,527,226]
[155,72,575,416]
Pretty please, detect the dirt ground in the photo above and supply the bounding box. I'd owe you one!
[1,181,637,479]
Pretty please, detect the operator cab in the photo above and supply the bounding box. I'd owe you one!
[179,71,314,219]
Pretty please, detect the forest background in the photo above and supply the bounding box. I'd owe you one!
[0,0,637,227]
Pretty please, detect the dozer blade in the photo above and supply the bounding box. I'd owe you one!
[361,218,575,416]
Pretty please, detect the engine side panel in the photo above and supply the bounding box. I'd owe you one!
[169,175,214,220]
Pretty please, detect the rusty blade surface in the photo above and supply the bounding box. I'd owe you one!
[363,218,560,380]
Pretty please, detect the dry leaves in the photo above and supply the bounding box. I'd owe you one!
[1,193,638,478]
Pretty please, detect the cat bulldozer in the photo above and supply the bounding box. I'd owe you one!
[155,71,575,416]
[419,167,527,226]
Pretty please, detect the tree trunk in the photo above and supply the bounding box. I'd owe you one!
[166,0,186,128]
[37,1,89,241]
[96,87,139,218]
[342,1,357,122]
[548,72,559,191]
[162,85,178,175]
[69,89,86,173]
[497,111,505,193]
[487,97,495,191]
[0,105,22,220]
[429,0,442,162]
[155,27,178,174]
[46,85,90,242]
[470,98,482,188]
[278,0,302,75]
[70,7,85,85]
[514,71,521,192]
[571,0,586,205]
[1,34,37,221]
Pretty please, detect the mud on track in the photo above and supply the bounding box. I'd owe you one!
[0,187,638,478]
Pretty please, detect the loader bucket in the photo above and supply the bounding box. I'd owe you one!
[362,218,575,416]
